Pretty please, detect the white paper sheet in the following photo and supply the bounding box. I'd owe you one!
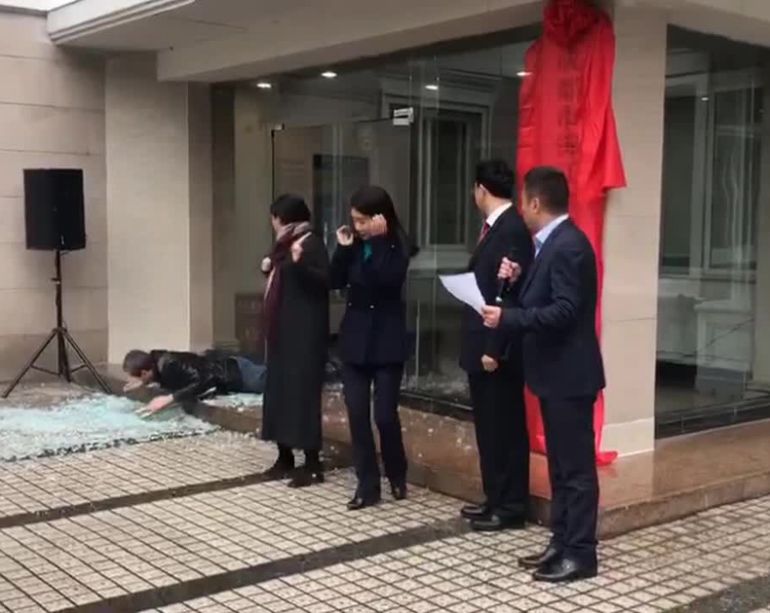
[439,272,486,315]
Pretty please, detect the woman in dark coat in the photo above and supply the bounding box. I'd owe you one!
[262,194,329,488]
[330,185,417,510]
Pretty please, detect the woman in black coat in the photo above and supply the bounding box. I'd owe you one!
[331,185,417,510]
[262,194,329,488]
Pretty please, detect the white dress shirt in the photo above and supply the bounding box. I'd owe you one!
[485,202,513,229]
[534,214,569,257]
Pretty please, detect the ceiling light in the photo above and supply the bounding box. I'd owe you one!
[255,81,272,89]
[425,83,439,91]
[321,71,338,79]
[517,70,531,78]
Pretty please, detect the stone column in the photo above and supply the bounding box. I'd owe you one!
[601,3,668,455]
[211,87,238,348]
[105,56,213,363]
[751,68,770,390]
[233,88,274,297]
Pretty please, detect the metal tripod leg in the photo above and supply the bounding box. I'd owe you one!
[62,329,111,394]
[2,329,58,398]
[57,327,71,383]
[2,250,113,399]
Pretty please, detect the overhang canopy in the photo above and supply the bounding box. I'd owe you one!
[46,0,770,83]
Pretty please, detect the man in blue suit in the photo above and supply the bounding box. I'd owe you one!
[482,166,604,583]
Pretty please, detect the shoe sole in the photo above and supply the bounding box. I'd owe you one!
[287,475,325,489]
[287,480,324,489]
[532,570,597,583]
[263,471,295,480]
[470,523,526,533]
[347,500,381,511]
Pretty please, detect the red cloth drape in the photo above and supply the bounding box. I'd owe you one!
[516,0,626,466]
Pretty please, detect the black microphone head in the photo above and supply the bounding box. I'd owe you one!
[495,248,518,304]
[495,277,507,304]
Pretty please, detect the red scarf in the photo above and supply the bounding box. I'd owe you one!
[263,222,312,346]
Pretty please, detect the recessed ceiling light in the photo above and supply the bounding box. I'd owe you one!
[701,96,709,102]
[425,83,439,91]
[255,81,272,89]
[517,70,531,78]
[321,71,338,79]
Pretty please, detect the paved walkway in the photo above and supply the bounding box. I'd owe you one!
[0,433,274,522]
[1,433,770,612]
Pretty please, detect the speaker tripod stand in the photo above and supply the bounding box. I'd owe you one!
[2,250,111,398]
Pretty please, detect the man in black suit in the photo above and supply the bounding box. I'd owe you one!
[482,166,603,583]
[459,160,534,532]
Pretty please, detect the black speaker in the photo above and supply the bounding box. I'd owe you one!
[24,169,86,251]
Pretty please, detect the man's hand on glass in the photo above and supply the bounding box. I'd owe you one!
[136,394,174,418]
[123,379,144,393]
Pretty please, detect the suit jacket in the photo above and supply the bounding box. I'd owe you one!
[501,219,605,399]
[330,236,410,366]
[460,206,534,373]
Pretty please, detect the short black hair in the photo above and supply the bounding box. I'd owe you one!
[123,350,154,376]
[523,166,569,214]
[475,159,515,199]
[270,194,311,224]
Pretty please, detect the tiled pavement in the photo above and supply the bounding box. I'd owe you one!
[0,435,459,613]
[2,433,770,612]
[0,433,276,524]
[139,495,770,613]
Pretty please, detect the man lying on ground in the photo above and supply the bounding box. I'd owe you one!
[122,349,266,417]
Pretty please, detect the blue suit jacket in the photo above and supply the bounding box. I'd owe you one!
[330,237,410,366]
[501,219,605,400]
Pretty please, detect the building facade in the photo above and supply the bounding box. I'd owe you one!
[2,0,770,458]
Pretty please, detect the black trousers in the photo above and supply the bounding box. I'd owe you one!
[342,363,407,497]
[468,362,529,519]
[540,396,599,567]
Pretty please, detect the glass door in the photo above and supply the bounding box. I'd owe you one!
[270,108,485,400]
[656,29,770,436]
[272,117,412,254]
[271,116,413,372]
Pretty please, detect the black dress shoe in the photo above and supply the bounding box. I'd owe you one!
[262,460,295,479]
[460,503,490,521]
[532,557,597,583]
[346,494,381,511]
[390,482,407,501]
[470,513,526,532]
[288,466,325,488]
[518,544,562,570]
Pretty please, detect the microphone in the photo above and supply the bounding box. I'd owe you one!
[494,250,517,305]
